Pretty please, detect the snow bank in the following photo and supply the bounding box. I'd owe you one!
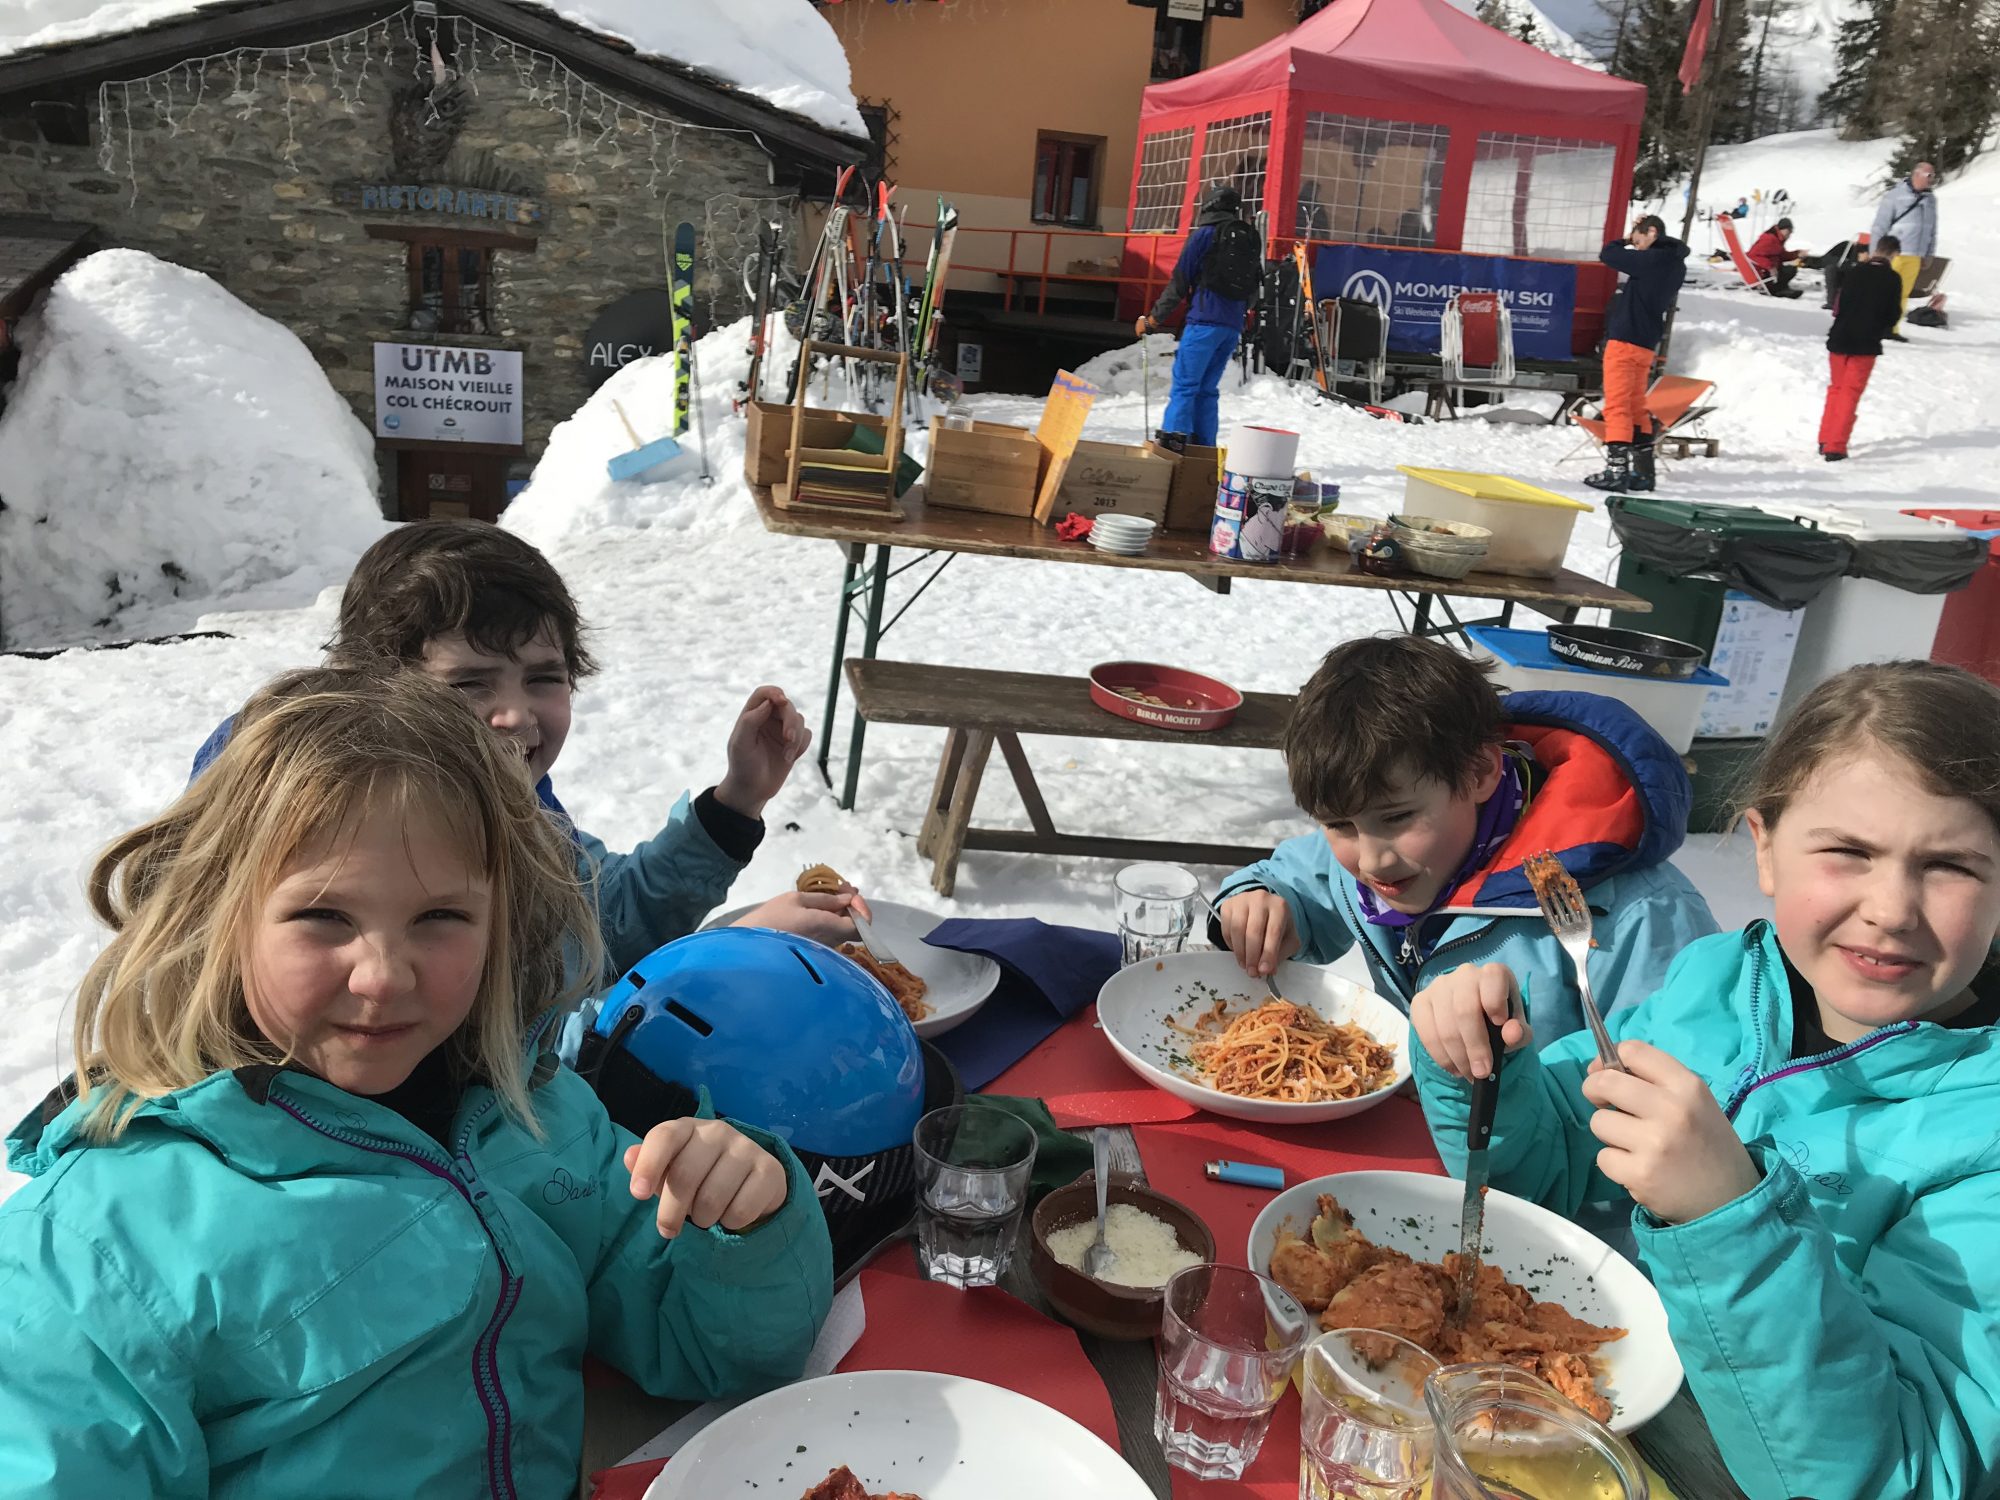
[0,250,386,650]
[0,0,864,139]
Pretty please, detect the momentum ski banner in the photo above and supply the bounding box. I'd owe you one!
[1310,246,1577,361]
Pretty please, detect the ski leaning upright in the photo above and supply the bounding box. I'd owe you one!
[669,220,711,482]
[911,197,959,397]
[737,219,781,413]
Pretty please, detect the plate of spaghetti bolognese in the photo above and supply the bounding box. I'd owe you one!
[1096,953,1410,1123]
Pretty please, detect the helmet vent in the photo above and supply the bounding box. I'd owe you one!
[664,1000,714,1037]
[791,947,826,986]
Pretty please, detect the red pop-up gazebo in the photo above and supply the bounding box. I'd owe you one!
[1122,0,1645,359]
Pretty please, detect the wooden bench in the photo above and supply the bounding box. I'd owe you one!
[847,659,1296,895]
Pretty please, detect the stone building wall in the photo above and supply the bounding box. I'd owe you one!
[0,15,800,504]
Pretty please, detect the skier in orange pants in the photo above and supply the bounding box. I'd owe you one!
[1589,216,1689,493]
[1818,235,1905,461]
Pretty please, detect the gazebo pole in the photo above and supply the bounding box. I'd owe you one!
[1661,0,1728,366]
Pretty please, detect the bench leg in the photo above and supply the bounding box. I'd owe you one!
[930,730,994,899]
[917,727,968,859]
[996,732,1056,837]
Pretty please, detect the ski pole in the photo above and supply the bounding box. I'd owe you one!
[1142,335,1150,440]
[690,338,712,486]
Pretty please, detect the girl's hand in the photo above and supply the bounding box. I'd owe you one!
[1219,890,1300,977]
[731,887,872,945]
[716,686,811,820]
[1581,1040,1760,1225]
[625,1118,789,1238]
[1411,963,1533,1081]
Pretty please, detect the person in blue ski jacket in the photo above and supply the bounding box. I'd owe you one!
[1134,184,1253,446]
[189,520,864,995]
[1411,661,2000,1500]
[1215,636,1716,1050]
[0,668,834,1498]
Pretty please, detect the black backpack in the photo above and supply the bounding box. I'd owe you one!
[1198,217,1263,301]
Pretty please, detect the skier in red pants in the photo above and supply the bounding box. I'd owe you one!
[1588,215,1689,493]
[1819,234,1905,461]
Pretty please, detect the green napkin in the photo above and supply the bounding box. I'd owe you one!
[970,1095,1091,1204]
[846,422,924,496]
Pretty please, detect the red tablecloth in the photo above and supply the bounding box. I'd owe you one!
[984,1003,1199,1126]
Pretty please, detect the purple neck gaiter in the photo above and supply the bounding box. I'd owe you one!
[1355,750,1530,930]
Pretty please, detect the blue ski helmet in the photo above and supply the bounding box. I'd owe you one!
[576,928,951,1274]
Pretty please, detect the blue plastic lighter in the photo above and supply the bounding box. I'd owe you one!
[1204,1160,1284,1190]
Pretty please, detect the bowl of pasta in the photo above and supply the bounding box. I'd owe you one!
[1095,953,1409,1124]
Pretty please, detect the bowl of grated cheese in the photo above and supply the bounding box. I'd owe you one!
[1029,1175,1216,1341]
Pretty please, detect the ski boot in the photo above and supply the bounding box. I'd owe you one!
[1584,441,1632,493]
[1627,430,1657,492]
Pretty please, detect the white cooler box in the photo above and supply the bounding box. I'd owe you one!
[1765,505,1965,714]
[1467,626,1728,756]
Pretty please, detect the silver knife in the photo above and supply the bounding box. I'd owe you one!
[850,910,908,973]
[1454,1013,1508,1323]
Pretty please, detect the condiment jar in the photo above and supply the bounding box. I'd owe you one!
[1424,1365,1649,1500]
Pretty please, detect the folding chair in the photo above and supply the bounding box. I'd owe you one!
[1715,214,1774,294]
[1327,297,1388,405]
[1430,291,1516,417]
[1561,373,1718,464]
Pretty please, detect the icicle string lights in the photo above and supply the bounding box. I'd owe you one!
[95,5,787,210]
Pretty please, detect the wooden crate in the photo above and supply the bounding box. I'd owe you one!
[1163,443,1224,533]
[746,401,879,487]
[1054,438,1175,524]
[773,341,908,515]
[925,417,1043,516]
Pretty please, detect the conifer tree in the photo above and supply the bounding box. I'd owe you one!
[1820,0,1899,137]
[1889,0,2000,174]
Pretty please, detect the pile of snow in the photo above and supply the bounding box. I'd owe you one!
[0,250,385,651]
[0,0,864,138]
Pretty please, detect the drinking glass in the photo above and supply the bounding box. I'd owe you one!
[1299,1329,1440,1500]
[911,1104,1037,1289]
[1115,862,1201,966]
[1155,1263,1312,1480]
[1425,1364,1650,1500]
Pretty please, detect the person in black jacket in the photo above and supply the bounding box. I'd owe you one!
[1588,215,1691,493]
[1818,235,1905,461]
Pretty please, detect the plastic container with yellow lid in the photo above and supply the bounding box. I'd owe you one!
[1396,467,1592,579]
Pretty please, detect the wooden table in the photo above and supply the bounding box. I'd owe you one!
[581,1120,1745,1500]
[748,484,1648,811]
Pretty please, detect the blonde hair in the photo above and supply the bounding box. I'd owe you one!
[72,666,602,1140]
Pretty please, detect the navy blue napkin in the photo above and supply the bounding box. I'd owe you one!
[921,918,1120,1091]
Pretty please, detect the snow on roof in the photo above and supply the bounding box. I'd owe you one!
[0,248,388,650]
[0,0,865,139]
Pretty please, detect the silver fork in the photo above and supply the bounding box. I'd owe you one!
[1522,850,1623,1072]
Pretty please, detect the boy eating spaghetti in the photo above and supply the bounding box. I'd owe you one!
[1216,636,1716,1051]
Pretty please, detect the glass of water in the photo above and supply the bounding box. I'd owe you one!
[911,1105,1038,1289]
[1299,1328,1439,1500]
[1115,862,1202,966]
[1155,1263,1312,1480]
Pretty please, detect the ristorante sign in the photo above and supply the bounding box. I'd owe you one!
[337,181,543,228]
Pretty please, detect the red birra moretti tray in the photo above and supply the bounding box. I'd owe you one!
[1088,662,1243,732]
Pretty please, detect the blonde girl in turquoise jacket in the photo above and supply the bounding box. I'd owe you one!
[0,667,835,1498]
[1412,661,2000,1500]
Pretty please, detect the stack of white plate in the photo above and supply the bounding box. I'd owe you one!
[1088,514,1158,556]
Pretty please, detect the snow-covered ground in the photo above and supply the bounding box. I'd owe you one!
[0,0,864,137]
[1,127,1989,1196]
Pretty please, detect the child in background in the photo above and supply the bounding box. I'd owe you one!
[1217,636,1716,1050]
[1819,234,1905,462]
[1412,661,2000,1500]
[191,520,866,982]
[2,668,833,1495]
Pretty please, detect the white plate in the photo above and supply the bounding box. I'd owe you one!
[1246,1169,1682,1433]
[707,899,999,1039]
[1096,952,1411,1124]
[646,1369,1155,1498]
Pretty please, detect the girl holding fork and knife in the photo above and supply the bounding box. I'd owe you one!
[1411,661,2000,1500]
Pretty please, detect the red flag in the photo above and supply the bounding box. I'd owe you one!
[1678,0,1716,93]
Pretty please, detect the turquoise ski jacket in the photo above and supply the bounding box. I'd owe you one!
[0,1044,834,1498]
[1413,923,2000,1500]
[1218,691,1718,1048]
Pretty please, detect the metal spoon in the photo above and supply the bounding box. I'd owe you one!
[1084,1127,1118,1281]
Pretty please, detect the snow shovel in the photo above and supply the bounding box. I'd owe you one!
[606,398,681,482]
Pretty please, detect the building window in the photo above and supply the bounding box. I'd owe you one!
[408,243,493,334]
[1152,14,1205,80]
[1033,133,1104,228]
[1461,132,1618,259]
[1296,113,1450,247]
[1196,111,1272,225]
[1130,126,1197,233]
